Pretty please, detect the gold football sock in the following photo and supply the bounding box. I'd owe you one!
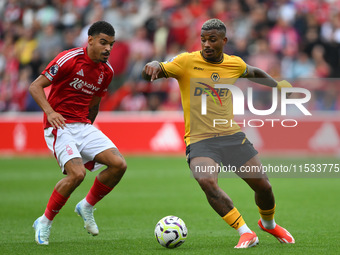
[222,207,245,230]
[223,207,252,235]
[258,205,276,229]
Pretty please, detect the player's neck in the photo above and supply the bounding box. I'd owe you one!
[86,47,100,64]
[201,51,224,63]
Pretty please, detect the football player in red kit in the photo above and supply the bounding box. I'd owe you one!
[29,21,127,245]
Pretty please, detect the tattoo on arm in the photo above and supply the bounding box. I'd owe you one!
[111,148,124,159]
[69,158,83,165]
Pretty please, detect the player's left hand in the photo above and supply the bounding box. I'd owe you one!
[277,80,293,97]
[47,111,66,129]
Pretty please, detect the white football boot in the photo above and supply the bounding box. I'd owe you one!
[33,216,51,245]
[75,201,99,236]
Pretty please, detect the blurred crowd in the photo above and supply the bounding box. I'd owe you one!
[1,0,340,112]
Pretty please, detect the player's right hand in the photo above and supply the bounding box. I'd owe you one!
[143,61,161,82]
[47,111,66,129]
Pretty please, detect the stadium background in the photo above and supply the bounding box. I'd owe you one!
[1,1,340,254]
[1,0,340,156]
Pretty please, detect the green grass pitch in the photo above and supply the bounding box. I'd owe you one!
[0,156,339,254]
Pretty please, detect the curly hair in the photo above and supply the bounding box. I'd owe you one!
[88,21,115,37]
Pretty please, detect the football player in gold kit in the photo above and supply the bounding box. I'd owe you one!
[142,19,294,248]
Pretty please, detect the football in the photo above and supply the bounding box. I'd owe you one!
[154,215,188,249]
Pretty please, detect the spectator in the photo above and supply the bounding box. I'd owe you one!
[35,2,59,27]
[247,39,281,110]
[268,18,299,56]
[36,23,63,63]
[107,36,130,93]
[14,26,37,66]
[282,51,315,79]
[315,82,340,111]
[128,26,154,80]
[311,45,331,78]
[153,16,170,60]
[118,80,147,111]
[248,39,280,77]
[167,2,193,47]
[10,65,31,111]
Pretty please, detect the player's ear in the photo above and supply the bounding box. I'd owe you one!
[223,36,228,45]
[88,35,94,46]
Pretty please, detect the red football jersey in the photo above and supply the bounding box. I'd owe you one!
[42,47,114,128]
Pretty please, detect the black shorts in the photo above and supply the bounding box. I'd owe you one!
[186,132,258,169]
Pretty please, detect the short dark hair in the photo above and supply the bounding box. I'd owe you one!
[201,19,226,35]
[88,21,115,37]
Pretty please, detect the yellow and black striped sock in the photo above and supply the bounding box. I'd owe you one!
[258,205,276,221]
[222,207,245,230]
[258,205,276,229]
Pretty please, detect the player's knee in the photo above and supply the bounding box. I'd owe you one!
[69,170,86,186]
[257,180,272,194]
[110,157,127,175]
[118,158,127,173]
[195,177,218,193]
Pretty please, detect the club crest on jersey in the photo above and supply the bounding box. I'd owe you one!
[49,64,59,76]
[97,72,104,84]
[211,73,220,82]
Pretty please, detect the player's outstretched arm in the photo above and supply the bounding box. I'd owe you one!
[29,75,66,129]
[245,64,293,91]
[245,64,278,87]
[142,61,166,82]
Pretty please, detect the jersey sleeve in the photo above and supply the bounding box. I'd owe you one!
[41,51,73,83]
[159,53,187,79]
[236,56,248,78]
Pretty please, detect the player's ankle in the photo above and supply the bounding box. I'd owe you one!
[40,214,53,225]
[237,224,253,236]
[261,218,276,229]
[81,198,93,209]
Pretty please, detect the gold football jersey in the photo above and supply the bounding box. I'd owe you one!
[160,51,247,145]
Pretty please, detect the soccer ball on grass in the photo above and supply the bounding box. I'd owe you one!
[154,215,188,249]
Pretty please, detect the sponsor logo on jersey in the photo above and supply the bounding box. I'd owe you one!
[194,82,224,105]
[69,78,100,95]
[49,64,59,76]
[194,66,204,71]
[76,69,84,76]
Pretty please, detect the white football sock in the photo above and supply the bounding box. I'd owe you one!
[81,198,93,208]
[40,214,53,225]
[237,224,252,236]
[261,218,276,229]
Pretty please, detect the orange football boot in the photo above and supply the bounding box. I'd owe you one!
[258,219,295,243]
[234,231,259,248]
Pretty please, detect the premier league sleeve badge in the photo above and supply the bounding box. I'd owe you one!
[49,64,59,76]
